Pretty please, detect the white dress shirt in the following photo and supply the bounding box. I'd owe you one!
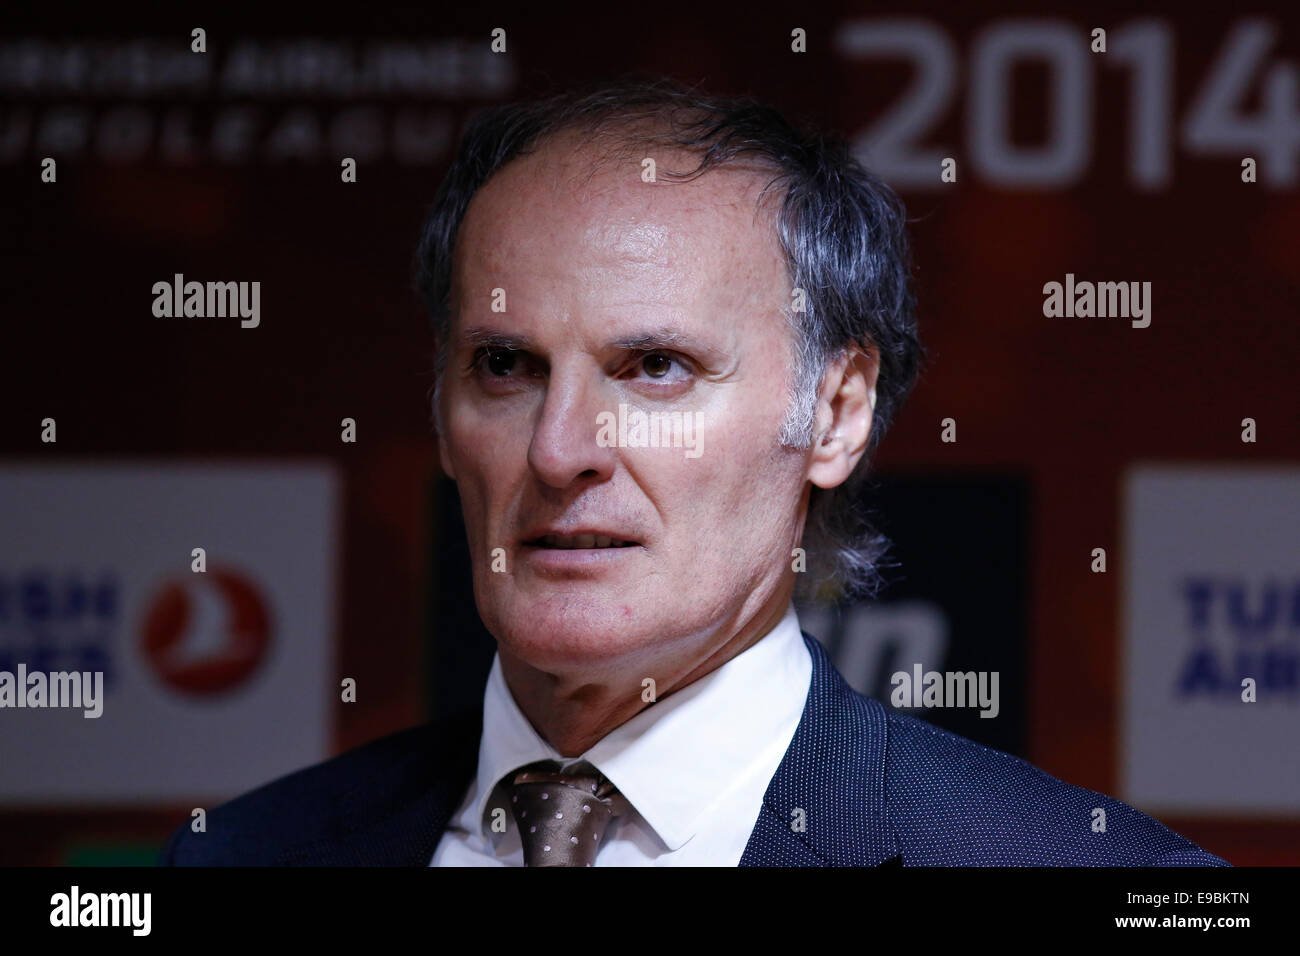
[431,603,812,866]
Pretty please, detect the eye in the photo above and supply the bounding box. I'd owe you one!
[642,353,674,378]
[629,351,690,382]
[473,347,521,377]
[485,349,516,376]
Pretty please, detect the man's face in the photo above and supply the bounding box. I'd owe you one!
[438,135,811,674]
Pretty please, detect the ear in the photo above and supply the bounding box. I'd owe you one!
[807,346,878,490]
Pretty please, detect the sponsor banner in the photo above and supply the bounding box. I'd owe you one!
[1122,466,1300,816]
[0,463,338,804]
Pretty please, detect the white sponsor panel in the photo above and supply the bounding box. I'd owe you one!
[1122,466,1300,816]
[0,463,338,804]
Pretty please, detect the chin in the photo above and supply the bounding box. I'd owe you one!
[486,594,664,671]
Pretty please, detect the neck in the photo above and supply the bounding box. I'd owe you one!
[499,585,795,757]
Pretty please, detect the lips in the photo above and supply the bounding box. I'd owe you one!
[526,533,638,550]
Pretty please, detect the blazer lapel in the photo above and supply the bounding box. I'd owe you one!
[739,632,899,866]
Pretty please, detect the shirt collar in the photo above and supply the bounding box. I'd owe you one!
[469,603,809,852]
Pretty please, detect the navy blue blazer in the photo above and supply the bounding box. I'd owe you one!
[161,633,1229,866]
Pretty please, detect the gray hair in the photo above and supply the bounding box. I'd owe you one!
[415,77,923,600]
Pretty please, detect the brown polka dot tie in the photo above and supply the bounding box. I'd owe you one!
[507,761,621,867]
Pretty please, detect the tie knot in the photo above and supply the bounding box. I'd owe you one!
[506,761,621,866]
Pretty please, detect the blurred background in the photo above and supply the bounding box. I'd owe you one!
[1,1,1296,865]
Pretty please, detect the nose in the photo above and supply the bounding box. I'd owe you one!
[527,364,618,489]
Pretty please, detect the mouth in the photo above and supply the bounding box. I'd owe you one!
[523,534,640,550]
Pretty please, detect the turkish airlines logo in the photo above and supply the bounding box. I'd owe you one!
[140,568,273,696]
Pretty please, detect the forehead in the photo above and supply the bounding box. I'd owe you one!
[450,131,789,311]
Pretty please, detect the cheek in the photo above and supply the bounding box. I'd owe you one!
[446,396,529,485]
[721,416,805,529]
[444,425,511,543]
[662,424,796,551]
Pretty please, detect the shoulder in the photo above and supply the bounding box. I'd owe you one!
[160,712,476,866]
[879,710,1229,866]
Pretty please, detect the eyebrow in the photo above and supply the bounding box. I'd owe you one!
[610,328,700,352]
[458,325,714,355]
[459,327,534,350]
